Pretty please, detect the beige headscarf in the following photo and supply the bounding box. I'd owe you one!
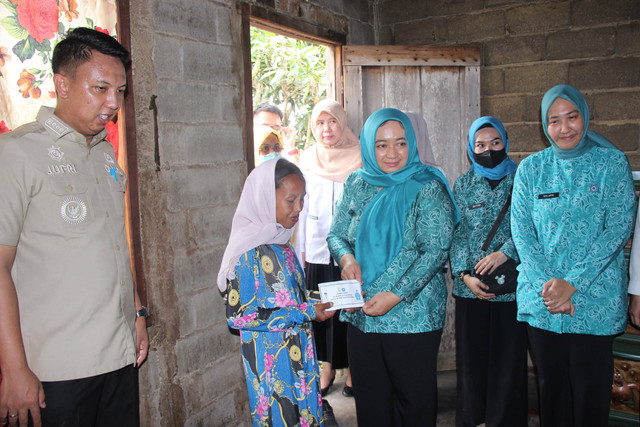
[300,99,361,183]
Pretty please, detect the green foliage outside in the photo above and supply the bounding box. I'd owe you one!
[251,27,327,149]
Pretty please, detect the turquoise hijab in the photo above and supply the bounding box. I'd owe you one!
[355,108,459,288]
[467,116,517,179]
[541,84,618,159]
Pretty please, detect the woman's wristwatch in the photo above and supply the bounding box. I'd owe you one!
[458,270,471,281]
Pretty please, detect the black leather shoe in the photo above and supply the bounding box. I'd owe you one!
[342,385,354,397]
[322,399,340,427]
[320,376,335,397]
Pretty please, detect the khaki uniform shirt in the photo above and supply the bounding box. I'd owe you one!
[0,107,136,381]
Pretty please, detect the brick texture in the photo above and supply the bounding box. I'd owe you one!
[547,27,616,61]
[484,34,546,66]
[504,62,569,94]
[394,17,448,45]
[447,10,505,43]
[569,58,640,91]
[505,2,570,35]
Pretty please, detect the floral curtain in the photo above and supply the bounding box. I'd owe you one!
[0,0,118,140]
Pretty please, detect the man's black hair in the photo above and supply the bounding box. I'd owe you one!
[52,27,130,75]
[254,104,284,120]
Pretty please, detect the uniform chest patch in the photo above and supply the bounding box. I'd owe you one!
[48,145,65,162]
[61,197,88,224]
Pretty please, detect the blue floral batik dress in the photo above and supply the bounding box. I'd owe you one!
[226,243,323,427]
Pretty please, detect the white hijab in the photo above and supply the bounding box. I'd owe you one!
[216,158,294,292]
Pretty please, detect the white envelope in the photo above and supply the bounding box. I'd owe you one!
[317,279,364,311]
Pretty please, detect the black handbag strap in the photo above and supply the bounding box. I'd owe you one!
[481,193,512,252]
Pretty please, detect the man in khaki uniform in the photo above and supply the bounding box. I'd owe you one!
[0,28,148,427]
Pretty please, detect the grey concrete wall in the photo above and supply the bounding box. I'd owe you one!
[127,1,372,425]
[378,0,640,168]
[130,0,248,425]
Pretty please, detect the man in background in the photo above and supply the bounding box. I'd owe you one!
[253,103,300,164]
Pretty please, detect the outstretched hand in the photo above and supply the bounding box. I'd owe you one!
[315,302,336,322]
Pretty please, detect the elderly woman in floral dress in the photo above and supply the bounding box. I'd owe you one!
[218,158,334,426]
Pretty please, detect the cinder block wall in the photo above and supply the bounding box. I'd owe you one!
[379,0,640,168]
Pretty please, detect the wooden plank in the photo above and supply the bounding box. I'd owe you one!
[117,0,148,309]
[344,45,481,67]
[343,65,364,138]
[420,66,465,187]
[326,45,340,103]
[383,66,421,112]
[240,3,255,173]
[361,67,385,128]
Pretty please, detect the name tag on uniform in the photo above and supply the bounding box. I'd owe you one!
[468,202,485,210]
[537,192,559,199]
[308,215,319,220]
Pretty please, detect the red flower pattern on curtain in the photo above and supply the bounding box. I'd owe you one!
[16,0,58,44]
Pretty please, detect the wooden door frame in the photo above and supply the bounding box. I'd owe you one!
[117,0,147,307]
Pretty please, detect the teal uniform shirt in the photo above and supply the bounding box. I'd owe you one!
[511,146,635,335]
[327,172,455,334]
[450,170,518,301]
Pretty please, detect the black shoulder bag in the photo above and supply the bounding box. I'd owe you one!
[477,193,518,295]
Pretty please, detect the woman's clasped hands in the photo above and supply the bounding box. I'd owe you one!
[542,278,576,316]
[462,251,509,300]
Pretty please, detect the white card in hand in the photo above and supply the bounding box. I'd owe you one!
[318,279,364,311]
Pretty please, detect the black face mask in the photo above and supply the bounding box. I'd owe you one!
[473,148,507,169]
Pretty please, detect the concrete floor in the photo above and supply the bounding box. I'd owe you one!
[324,369,540,427]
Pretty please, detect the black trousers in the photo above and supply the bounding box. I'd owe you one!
[455,297,528,427]
[39,365,139,427]
[527,325,614,427]
[347,325,442,427]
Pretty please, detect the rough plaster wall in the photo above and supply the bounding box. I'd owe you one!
[378,0,640,168]
[127,0,373,425]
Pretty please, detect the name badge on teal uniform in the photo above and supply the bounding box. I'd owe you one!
[537,192,559,199]
[468,202,485,210]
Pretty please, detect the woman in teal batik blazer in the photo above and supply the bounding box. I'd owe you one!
[511,85,636,427]
[450,116,528,427]
[327,108,459,426]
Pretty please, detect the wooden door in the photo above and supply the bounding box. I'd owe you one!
[342,45,481,369]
